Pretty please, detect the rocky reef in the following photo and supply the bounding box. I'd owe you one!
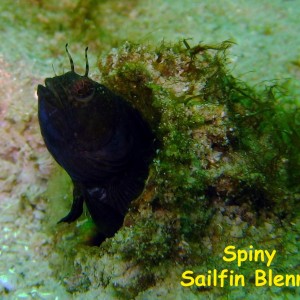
[45,41,300,299]
[0,0,299,299]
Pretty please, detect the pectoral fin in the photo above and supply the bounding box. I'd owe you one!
[58,183,84,223]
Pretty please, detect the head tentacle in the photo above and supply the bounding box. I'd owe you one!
[65,43,75,72]
[84,47,89,77]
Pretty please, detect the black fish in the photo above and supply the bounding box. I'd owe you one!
[37,44,155,244]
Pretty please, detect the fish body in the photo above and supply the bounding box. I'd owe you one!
[37,45,154,243]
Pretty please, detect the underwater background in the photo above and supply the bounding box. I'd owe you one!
[0,0,299,299]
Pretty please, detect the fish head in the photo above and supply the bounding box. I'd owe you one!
[37,71,97,110]
[37,45,117,153]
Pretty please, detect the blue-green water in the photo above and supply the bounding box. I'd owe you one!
[0,1,299,299]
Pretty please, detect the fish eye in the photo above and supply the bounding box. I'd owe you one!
[72,78,95,102]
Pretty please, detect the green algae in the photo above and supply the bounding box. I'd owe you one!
[41,40,300,298]
[1,0,300,298]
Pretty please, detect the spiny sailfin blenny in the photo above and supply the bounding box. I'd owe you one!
[37,44,155,244]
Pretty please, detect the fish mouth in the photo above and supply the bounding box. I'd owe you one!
[37,78,63,107]
[45,78,52,89]
[37,84,53,103]
[45,78,60,99]
[37,84,48,95]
